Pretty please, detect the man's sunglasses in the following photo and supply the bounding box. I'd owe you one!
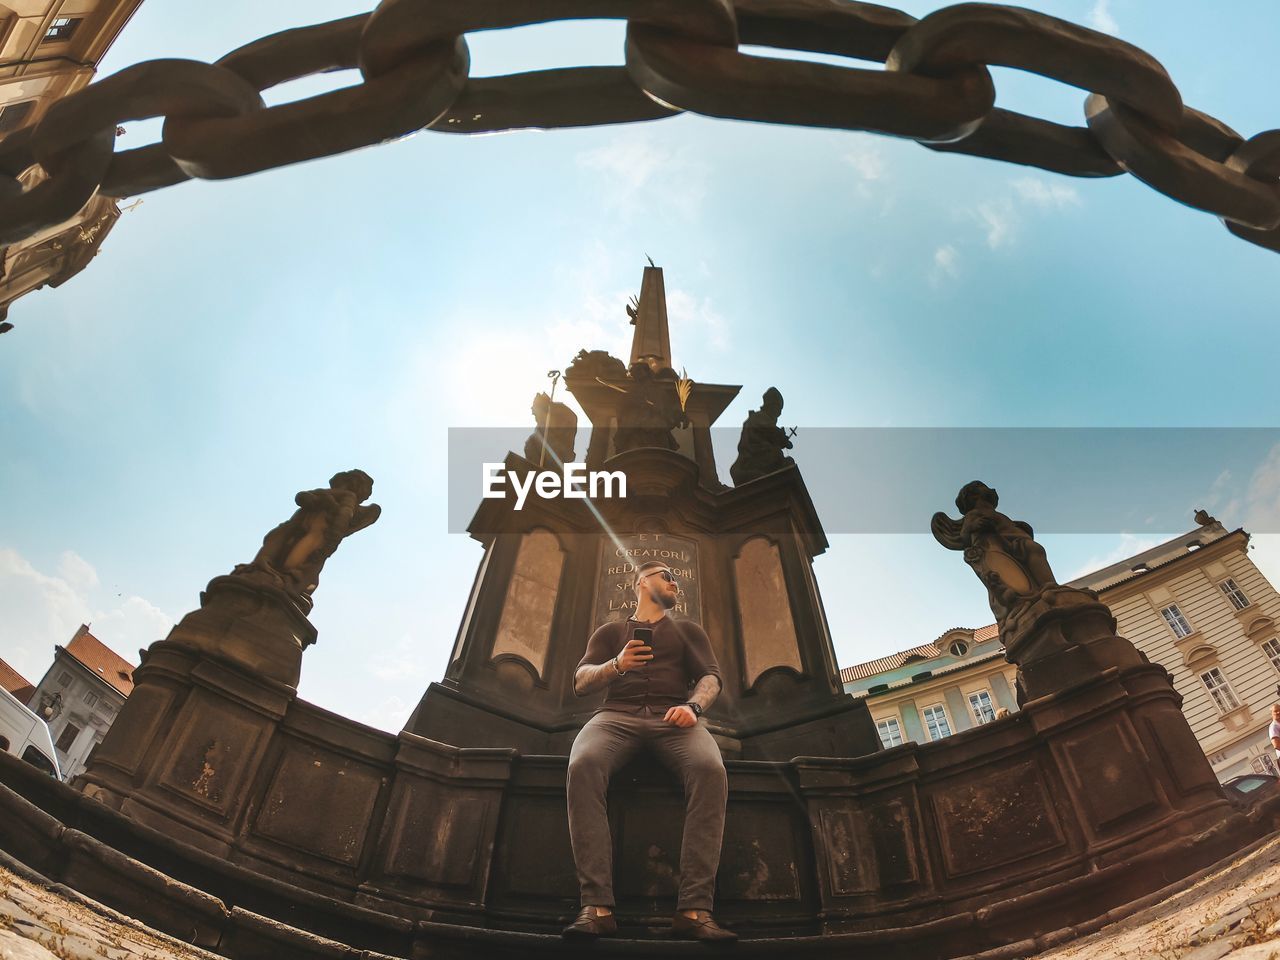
[640,569,678,585]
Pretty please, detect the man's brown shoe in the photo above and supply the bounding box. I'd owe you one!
[671,911,738,942]
[562,906,618,939]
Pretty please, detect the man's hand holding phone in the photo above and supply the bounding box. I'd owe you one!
[615,636,653,673]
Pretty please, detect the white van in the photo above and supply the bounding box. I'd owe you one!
[0,685,62,779]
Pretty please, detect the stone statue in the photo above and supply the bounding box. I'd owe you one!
[524,391,578,466]
[565,349,627,383]
[931,481,1059,627]
[730,387,795,485]
[1194,508,1218,527]
[613,362,683,454]
[932,481,1148,702]
[244,469,381,595]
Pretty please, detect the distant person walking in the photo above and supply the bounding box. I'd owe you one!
[1269,704,1280,764]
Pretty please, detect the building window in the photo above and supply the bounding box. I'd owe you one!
[82,691,97,707]
[948,640,969,657]
[968,690,996,725]
[1219,578,1250,610]
[0,101,34,134]
[1263,638,1280,674]
[42,17,81,43]
[55,721,80,753]
[1161,603,1194,639]
[56,670,72,686]
[922,704,952,741]
[1200,668,1241,715]
[1252,754,1279,776]
[876,718,904,749]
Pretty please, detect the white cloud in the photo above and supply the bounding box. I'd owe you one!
[0,547,172,683]
[1012,177,1081,210]
[1239,443,1280,531]
[931,244,960,285]
[395,239,730,436]
[667,288,729,352]
[58,550,99,592]
[1205,468,1233,510]
[973,199,1018,249]
[90,596,173,659]
[842,141,891,202]
[1087,0,1119,34]
[576,133,708,222]
[1066,534,1164,581]
[941,174,1083,265]
[843,142,887,183]
[368,633,431,685]
[1194,445,1280,588]
[355,694,412,734]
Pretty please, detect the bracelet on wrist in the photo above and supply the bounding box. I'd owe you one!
[612,656,626,676]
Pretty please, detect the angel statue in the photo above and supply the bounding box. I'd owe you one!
[931,481,1059,627]
[245,469,381,595]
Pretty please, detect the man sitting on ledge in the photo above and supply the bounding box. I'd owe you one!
[563,559,736,942]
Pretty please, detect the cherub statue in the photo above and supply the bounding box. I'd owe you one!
[524,391,578,466]
[730,387,795,485]
[246,469,381,595]
[931,481,1059,627]
[613,361,683,453]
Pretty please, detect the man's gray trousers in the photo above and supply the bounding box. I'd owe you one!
[566,708,728,911]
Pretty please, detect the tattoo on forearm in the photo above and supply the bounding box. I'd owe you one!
[687,675,721,712]
[574,662,616,697]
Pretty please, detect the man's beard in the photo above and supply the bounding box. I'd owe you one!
[649,583,678,610]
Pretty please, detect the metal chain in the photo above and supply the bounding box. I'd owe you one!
[1,0,1277,254]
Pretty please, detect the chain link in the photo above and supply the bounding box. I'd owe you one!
[0,0,1276,254]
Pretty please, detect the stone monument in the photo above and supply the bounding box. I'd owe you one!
[406,262,881,761]
[30,271,1259,953]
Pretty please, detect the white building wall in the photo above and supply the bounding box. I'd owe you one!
[32,651,126,781]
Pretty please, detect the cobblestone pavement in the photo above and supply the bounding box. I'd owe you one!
[3,837,1280,959]
[0,861,213,960]
[1037,835,1280,960]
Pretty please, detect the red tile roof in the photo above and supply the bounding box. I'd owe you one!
[65,625,135,696]
[0,657,34,705]
[839,623,1001,685]
[840,643,942,685]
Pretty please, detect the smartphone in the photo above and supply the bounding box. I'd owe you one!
[633,627,653,667]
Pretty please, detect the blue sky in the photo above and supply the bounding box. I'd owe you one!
[3,0,1280,731]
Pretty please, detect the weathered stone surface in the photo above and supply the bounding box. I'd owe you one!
[0,863,214,960]
[7,829,1280,959]
[0,929,58,960]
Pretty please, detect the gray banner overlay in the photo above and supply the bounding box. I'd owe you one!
[448,428,1280,534]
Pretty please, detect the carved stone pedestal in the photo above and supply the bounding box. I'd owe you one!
[1004,592,1148,703]
[165,575,316,688]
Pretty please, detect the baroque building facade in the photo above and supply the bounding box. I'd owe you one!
[27,624,134,780]
[0,0,143,326]
[843,515,1280,782]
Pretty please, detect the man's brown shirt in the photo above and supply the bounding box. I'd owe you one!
[577,616,721,713]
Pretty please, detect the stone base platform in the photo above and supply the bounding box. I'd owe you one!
[4,812,1280,960]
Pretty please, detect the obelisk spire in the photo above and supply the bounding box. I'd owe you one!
[628,263,673,372]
